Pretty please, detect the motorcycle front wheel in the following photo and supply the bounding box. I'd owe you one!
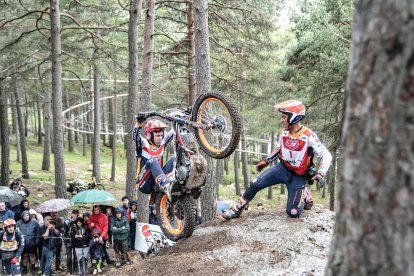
[155,193,196,241]
[191,91,241,159]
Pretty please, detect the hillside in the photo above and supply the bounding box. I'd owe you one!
[108,206,335,276]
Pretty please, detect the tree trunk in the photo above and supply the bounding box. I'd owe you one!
[0,78,10,186]
[223,157,229,175]
[126,0,145,222]
[141,0,155,106]
[194,0,216,221]
[50,0,67,199]
[234,150,241,196]
[36,96,42,144]
[215,158,224,200]
[329,149,337,211]
[267,133,274,199]
[11,93,21,162]
[187,0,196,104]
[66,96,74,152]
[13,76,29,179]
[92,56,101,183]
[110,94,117,181]
[327,1,414,274]
[24,95,28,137]
[42,91,51,171]
[241,121,249,190]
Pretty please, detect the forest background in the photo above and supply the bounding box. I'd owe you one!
[0,0,352,220]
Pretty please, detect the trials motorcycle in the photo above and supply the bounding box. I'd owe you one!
[136,92,241,241]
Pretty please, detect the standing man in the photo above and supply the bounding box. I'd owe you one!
[50,211,64,272]
[223,100,332,220]
[40,215,59,276]
[63,210,79,275]
[17,211,40,275]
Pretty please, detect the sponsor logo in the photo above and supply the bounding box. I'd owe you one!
[285,138,299,150]
[141,224,151,237]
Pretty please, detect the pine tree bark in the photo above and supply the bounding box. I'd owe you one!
[10,93,21,162]
[36,96,42,144]
[0,77,10,186]
[92,56,101,183]
[126,0,145,221]
[241,121,249,190]
[329,148,337,211]
[234,150,241,196]
[13,76,29,179]
[50,0,66,199]
[42,91,51,171]
[327,1,414,274]
[66,96,74,152]
[141,0,155,106]
[110,94,117,181]
[194,0,216,221]
[187,0,196,104]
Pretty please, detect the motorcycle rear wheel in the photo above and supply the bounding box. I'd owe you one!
[155,193,196,241]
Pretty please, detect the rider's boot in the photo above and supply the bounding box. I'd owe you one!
[222,196,248,221]
[157,174,172,200]
[304,186,314,210]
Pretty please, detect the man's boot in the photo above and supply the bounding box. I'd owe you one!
[304,186,314,210]
[157,175,172,200]
[222,196,248,221]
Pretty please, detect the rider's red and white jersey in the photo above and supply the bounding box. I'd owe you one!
[278,126,332,175]
[133,126,175,161]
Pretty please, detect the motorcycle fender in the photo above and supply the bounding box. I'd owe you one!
[186,155,207,189]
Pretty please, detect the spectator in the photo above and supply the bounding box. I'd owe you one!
[119,196,130,219]
[112,208,131,267]
[29,209,43,226]
[89,228,105,275]
[29,209,43,269]
[0,218,24,276]
[40,215,60,276]
[105,207,113,246]
[87,205,113,265]
[148,204,158,225]
[50,211,64,272]
[82,212,91,223]
[70,217,90,276]
[14,199,30,222]
[63,210,79,275]
[126,201,138,250]
[0,202,14,226]
[17,210,40,275]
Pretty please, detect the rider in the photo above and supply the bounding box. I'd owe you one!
[223,100,332,220]
[133,113,175,196]
[0,218,25,276]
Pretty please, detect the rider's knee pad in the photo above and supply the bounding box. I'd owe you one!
[287,208,301,218]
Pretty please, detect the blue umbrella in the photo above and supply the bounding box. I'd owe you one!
[69,190,116,204]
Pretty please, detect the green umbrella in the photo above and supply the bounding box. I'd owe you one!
[69,190,116,204]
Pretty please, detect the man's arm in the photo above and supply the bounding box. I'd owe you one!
[308,132,332,176]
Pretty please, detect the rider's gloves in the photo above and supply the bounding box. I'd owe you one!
[311,172,325,187]
[136,112,148,123]
[256,160,269,173]
[10,257,19,264]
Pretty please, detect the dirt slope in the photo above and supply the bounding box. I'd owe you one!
[107,206,335,276]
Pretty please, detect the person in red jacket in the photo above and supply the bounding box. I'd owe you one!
[87,205,113,265]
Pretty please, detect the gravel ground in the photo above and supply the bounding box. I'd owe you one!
[98,205,335,276]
